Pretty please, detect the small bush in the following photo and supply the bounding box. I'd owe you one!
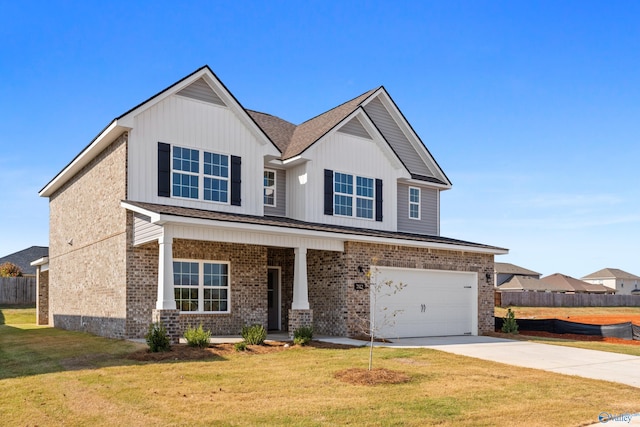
[145,322,171,352]
[241,324,267,345]
[501,308,519,334]
[234,341,247,352]
[184,324,211,348]
[0,262,22,277]
[293,326,313,346]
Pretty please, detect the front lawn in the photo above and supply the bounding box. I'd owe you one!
[1,307,638,426]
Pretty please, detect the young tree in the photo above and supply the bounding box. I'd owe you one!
[0,262,22,277]
[357,260,406,370]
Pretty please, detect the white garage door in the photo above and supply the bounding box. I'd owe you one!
[371,267,477,338]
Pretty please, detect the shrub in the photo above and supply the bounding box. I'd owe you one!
[184,324,211,348]
[501,308,519,334]
[234,341,247,352]
[145,322,171,352]
[0,262,22,277]
[293,326,313,346]
[241,324,267,345]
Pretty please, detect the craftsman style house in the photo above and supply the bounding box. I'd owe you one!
[39,66,506,341]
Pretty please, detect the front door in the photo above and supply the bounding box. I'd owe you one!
[267,267,281,330]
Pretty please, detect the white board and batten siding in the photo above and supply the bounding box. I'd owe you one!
[396,183,439,235]
[371,267,478,338]
[291,130,404,230]
[127,93,278,216]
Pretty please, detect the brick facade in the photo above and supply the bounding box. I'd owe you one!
[48,133,129,338]
[36,269,49,325]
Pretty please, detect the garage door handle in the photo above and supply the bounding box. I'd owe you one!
[420,304,426,313]
[464,286,472,288]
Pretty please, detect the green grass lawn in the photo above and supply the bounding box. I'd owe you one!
[1,306,638,426]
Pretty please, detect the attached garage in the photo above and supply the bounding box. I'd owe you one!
[371,267,478,338]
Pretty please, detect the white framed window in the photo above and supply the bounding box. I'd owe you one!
[173,260,230,313]
[409,187,420,220]
[334,172,374,219]
[264,169,276,206]
[172,145,229,203]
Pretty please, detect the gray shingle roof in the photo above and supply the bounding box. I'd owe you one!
[494,262,540,276]
[582,268,640,281]
[0,246,49,276]
[124,200,506,253]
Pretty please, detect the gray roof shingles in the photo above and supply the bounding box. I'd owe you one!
[124,200,505,252]
[0,246,48,276]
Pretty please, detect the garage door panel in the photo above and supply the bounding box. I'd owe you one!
[371,267,477,338]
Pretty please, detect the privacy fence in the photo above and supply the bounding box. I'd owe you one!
[0,277,36,305]
[497,292,640,308]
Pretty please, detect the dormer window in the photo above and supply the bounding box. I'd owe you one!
[264,169,276,206]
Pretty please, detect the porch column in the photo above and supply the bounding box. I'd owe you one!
[292,246,309,309]
[156,231,176,310]
[289,245,313,337]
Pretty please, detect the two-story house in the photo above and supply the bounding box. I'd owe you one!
[38,66,507,342]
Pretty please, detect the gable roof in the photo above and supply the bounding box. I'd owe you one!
[582,268,640,281]
[498,275,572,292]
[0,246,49,276]
[542,273,614,294]
[495,262,540,276]
[245,110,296,153]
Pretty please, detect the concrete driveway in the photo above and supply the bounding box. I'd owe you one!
[318,335,640,389]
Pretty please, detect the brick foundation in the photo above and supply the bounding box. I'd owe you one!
[288,309,313,338]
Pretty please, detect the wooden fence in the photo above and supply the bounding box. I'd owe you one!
[499,291,640,308]
[0,277,36,305]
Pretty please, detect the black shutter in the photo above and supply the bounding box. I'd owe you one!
[158,142,171,197]
[324,169,333,215]
[231,155,241,206]
[375,178,383,222]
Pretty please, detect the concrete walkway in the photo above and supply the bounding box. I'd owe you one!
[317,335,640,389]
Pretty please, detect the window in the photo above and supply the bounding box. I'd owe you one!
[409,187,421,220]
[203,152,228,202]
[173,260,229,312]
[334,172,374,219]
[264,170,276,206]
[171,145,229,203]
[172,147,199,199]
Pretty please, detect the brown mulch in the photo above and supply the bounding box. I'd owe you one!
[334,368,411,386]
[127,340,358,362]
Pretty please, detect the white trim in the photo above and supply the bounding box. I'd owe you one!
[333,171,376,221]
[263,169,277,207]
[173,258,231,314]
[121,201,507,255]
[408,186,421,220]
[30,257,49,267]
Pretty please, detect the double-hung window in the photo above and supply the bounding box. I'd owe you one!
[409,187,421,220]
[172,147,200,199]
[171,145,229,203]
[264,170,276,206]
[174,260,230,313]
[203,152,229,202]
[334,172,374,219]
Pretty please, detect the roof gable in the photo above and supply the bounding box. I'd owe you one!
[176,77,226,106]
[582,268,640,280]
[495,262,541,276]
[337,116,372,139]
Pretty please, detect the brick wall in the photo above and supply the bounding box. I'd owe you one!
[307,249,347,335]
[37,269,49,325]
[125,236,158,338]
[48,133,129,338]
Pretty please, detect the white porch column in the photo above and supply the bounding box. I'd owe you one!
[291,246,309,310]
[156,230,176,310]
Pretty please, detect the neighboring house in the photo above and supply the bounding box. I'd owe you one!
[497,276,573,293]
[542,273,614,294]
[582,268,640,296]
[0,246,49,277]
[494,262,541,287]
[38,65,507,342]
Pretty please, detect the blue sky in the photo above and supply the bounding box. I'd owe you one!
[1,1,638,278]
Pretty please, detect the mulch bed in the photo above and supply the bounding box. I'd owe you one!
[334,368,411,386]
[127,340,358,362]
